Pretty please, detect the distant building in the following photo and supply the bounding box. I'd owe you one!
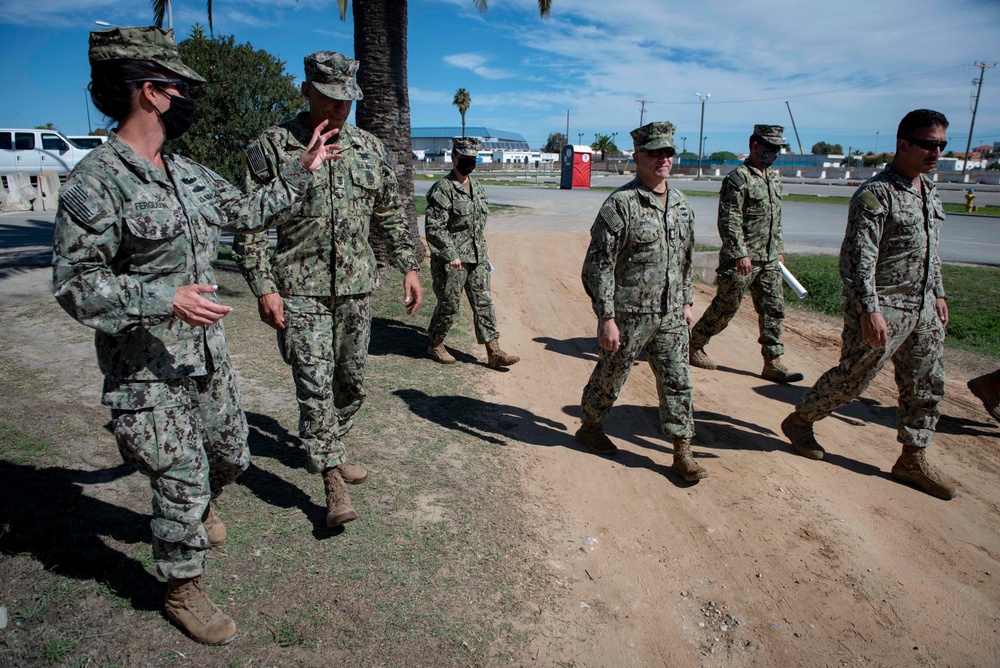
[412,126,531,162]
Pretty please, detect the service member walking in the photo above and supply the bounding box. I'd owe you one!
[782,109,956,500]
[577,122,707,481]
[233,52,422,529]
[53,27,340,644]
[689,124,802,383]
[425,136,519,368]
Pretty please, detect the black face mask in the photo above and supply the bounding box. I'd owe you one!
[156,90,196,140]
[456,157,477,176]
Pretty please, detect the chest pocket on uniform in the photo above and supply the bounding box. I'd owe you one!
[628,218,664,263]
[452,198,474,231]
[350,163,381,191]
[124,208,188,274]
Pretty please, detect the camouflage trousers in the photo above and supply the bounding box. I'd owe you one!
[796,297,945,448]
[279,294,371,474]
[581,309,694,439]
[106,356,249,580]
[427,258,499,345]
[690,260,785,359]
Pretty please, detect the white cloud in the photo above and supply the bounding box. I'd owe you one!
[443,53,514,80]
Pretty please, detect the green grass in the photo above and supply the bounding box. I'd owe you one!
[0,421,53,464]
[780,254,1000,357]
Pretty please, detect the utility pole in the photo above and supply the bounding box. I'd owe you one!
[962,62,996,177]
[636,99,650,127]
[785,101,804,156]
[694,93,710,179]
[565,110,570,148]
[83,89,92,134]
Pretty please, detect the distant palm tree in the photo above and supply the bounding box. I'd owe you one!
[453,88,471,137]
[591,133,617,161]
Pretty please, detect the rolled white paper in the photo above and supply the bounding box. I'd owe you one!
[780,262,808,299]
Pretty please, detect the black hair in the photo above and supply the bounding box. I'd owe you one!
[897,109,949,140]
[89,59,167,123]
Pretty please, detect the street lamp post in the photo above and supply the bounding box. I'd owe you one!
[694,92,710,179]
[874,131,879,155]
[577,133,584,146]
[680,136,687,153]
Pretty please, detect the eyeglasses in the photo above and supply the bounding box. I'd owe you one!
[640,148,676,159]
[127,78,191,98]
[907,137,947,152]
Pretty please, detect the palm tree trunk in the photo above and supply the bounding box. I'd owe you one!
[461,112,466,138]
[352,0,426,268]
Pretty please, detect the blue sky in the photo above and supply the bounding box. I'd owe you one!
[1,0,998,155]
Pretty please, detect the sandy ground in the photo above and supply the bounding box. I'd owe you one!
[479,210,1000,666]
[3,194,998,666]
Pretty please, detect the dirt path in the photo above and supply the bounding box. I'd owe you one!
[483,217,1000,666]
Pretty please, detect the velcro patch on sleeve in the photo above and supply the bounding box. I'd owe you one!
[859,189,884,214]
[61,184,109,229]
[598,200,625,232]
[244,144,270,179]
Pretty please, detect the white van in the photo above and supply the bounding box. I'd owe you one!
[0,128,94,182]
[68,135,108,149]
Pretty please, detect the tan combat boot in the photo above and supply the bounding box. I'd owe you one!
[574,421,618,456]
[164,576,237,645]
[671,438,709,481]
[338,462,368,484]
[485,339,519,368]
[427,338,456,364]
[967,370,1000,424]
[762,357,804,383]
[780,412,825,460]
[201,504,226,547]
[891,445,957,500]
[689,346,717,370]
[323,467,359,528]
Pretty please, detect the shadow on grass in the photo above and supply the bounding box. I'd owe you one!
[0,460,161,611]
[240,411,347,539]
[370,316,428,359]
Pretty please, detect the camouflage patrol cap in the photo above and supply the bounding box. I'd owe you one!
[753,124,788,147]
[304,51,363,101]
[631,121,676,151]
[451,136,481,158]
[89,26,206,83]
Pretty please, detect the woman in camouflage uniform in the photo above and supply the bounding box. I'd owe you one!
[52,26,339,645]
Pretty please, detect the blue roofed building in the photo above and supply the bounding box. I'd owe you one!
[412,126,531,157]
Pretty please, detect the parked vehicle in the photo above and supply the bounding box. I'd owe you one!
[0,128,94,182]
[67,135,108,149]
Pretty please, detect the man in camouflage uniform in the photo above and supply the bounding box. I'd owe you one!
[577,121,707,481]
[233,52,422,528]
[690,124,803,383]
[425,136,518,368]
[782,109,956,500]
[54,27,340,644]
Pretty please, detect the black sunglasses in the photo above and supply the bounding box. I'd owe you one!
[127,78,191,98]
[907,137,947,152]
[641,148,676,158]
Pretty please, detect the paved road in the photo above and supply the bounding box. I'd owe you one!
[416,180,1000,267]
[3,181,998,270]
